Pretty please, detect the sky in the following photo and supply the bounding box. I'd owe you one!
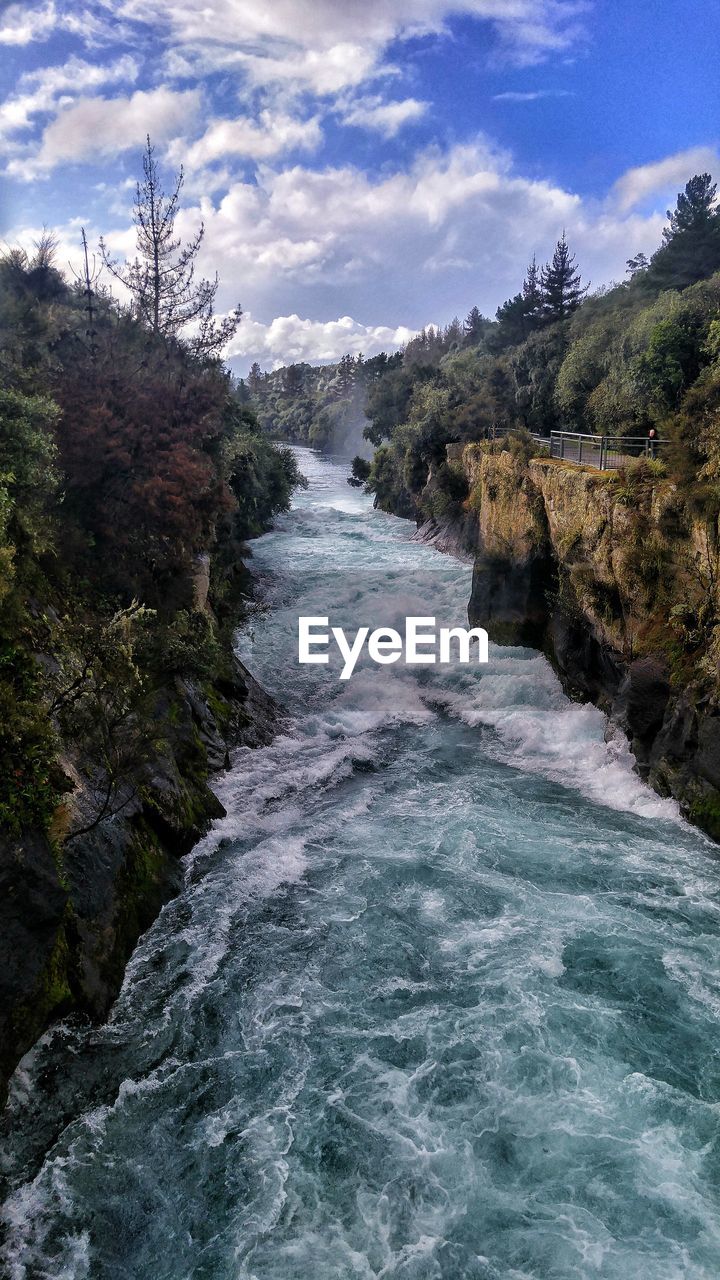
[0,0,717,374]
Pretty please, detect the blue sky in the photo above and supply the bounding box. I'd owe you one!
[0,0,717,372]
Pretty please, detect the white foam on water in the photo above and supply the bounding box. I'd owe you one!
[428,650,682,823]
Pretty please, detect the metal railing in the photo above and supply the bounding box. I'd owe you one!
[548,431,663,470]
[467,426,661,471]
[485,425,548,447]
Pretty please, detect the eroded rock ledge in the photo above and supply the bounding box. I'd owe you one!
[456,444,720,840]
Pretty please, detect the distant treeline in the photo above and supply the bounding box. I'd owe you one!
[244,351,402,452]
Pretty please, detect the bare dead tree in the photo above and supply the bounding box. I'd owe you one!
[100,135,241,357]
[70,227,102,364]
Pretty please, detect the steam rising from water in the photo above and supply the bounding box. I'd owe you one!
[2,449,720,1280]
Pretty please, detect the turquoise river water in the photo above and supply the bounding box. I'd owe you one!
[2,448,720,1279]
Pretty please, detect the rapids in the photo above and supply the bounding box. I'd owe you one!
[2,448,720,1280]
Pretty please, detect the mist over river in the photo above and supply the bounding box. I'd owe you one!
[3,449,720,1279]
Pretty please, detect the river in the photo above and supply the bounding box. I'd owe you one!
[2,448,720,1279]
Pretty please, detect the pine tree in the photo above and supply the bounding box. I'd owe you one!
[495,256,545,347]
[71,227,102,365]
[444,316,462,347]
[662,173,717,242]
[336,352,356,396]
[648,174,720,289]
[522,254,543,317]
[541,234,587,322]
[247,361,263,394]
[626,252,649,277]
[101,136,241,357]
[463,306,485,345]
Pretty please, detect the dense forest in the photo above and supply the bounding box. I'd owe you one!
[1,144,302,842]
[251,173,720,526]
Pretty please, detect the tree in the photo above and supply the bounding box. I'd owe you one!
[495,292,531,346]
[444,316,462,348]
[247,361,263,395]
[648,174,720,290]
[663,173,718,242]
[493,256,545,348]
[463,306,486,346]
[541,233,587,322]
[101,136,241,357]
[348,456,371,488]
[626,252,649,277]
[522,255,543,317]
[336,352,356,397]
[283,363,306,397]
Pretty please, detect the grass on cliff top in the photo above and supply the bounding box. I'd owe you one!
[530,456,617,480]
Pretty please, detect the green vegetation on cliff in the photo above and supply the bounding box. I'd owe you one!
[246,351,402,451]
[347,175,720,521]
[0,238,300,839]
[0,147,302,1095]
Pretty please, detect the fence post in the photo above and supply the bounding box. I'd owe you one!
[560,434,565,459]
[578,436,583,464]
[600,437,606,471]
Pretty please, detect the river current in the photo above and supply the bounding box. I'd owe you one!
[3,448,720,1279]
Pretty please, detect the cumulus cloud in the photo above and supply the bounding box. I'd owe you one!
[8,86,201,177]
[160,140,667,347]
[340,96,428,137]
[226,312,418,367]
[7,138,679,374]
[612,145,720,213]
[168,110,323,169]
[0,54,138,146]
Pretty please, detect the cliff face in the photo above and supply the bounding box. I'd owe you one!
[461,443,720,839]
[0,656,277,1104]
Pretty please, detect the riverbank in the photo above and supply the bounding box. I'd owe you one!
[412,440,720,840]
[0,631,280,1106]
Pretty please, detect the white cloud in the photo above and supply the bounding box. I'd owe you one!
[114,0,587,92]
[493,89,573,101]
[340,96,428,138]
[7,140,684,374]
[8,86,201,177]
[169,110,323,170]
[226,312,417,366]
[0,2,123,47]
[162,140,667,338]
[0,54,139,145]
[0,2,57,45]
[239,43,382,96]
[613,146,720,213]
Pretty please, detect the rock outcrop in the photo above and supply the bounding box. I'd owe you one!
[0,657,277,1104]
[459,443,720,839]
